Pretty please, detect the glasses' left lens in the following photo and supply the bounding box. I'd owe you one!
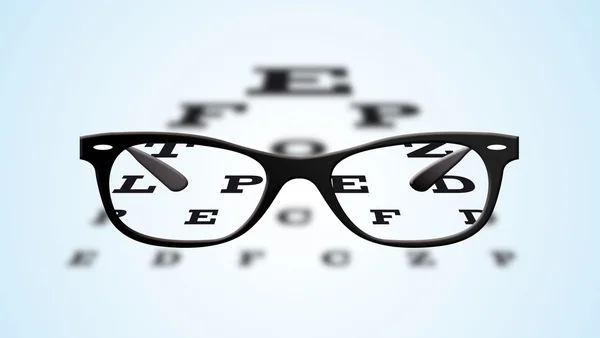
[109,143,266,241]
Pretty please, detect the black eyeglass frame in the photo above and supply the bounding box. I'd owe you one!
[80,131,519,248]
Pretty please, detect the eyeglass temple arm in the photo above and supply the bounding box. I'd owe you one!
[125,147,188,192]
[409,147,471,192]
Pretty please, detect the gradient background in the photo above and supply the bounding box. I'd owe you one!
[1,1,599,337]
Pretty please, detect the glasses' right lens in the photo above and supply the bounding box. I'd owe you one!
[109,143,267,241]
[332,142,489,241]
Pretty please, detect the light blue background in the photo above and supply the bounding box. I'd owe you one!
[1,1,598,337]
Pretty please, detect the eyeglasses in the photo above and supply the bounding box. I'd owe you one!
[80,132,519,248]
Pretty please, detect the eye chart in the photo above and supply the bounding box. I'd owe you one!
[2,2,597,338]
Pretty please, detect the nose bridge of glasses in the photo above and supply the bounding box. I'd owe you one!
[270,156,334,183]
